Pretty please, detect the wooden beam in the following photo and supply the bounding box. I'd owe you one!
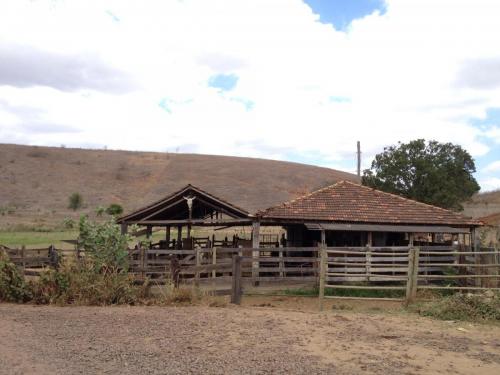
[305,223,472,234]
[252,221,260,286]
[126,219,253,226]
[165,226,171,245]
[177,225,182,250]
[140,198,185,221]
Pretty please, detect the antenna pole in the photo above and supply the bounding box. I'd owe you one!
[356,141,361,177]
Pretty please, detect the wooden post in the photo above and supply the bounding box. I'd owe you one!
[230,254,242,305]
[252,221,260,286]
[318,245,326,311]
[121,223,128,235]
[495,242,500,288]
[405,247,420,304]
[367,231,372,247]
[21,245,26,271]
[146,225,152,239]
[140,245,146,280]
[165,226,171,248]
[473,227,481,287]
[195,248,201,288]
[279,249,284,278]
[212,247,217,292]
[411,247,420,301]
[212,247,217,279]
[366,246,372,282]
[177,225,182,249]
[405,248,415,305]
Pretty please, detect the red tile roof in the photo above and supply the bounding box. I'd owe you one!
[258,181,480,226]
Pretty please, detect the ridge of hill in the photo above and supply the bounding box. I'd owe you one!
[463,190,500,219]
[0,143,359,230]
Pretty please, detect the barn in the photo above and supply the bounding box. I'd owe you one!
[117,180,481,249]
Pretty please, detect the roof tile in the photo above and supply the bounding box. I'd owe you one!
[258,181,480,226]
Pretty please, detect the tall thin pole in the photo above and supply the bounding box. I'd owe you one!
[356,141,361,177]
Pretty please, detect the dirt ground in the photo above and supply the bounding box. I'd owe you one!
[0,297,499,375]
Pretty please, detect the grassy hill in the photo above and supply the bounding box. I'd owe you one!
[463,190,500,219]
[0,143,359,230]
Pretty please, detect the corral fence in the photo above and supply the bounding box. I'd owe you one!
[318,245,500,308]
[3,243,500,306]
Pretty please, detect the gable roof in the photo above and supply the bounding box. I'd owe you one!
[258,180,481,227]
[117,184,250,223]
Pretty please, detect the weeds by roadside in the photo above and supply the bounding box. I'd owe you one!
[0,251,31,302]
[412,292,500,322]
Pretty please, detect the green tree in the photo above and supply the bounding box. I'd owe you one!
[106,203,124,216]
[362,139,480,210]
[68,192,83,211]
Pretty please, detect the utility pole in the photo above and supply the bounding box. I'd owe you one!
[356,141,361,177]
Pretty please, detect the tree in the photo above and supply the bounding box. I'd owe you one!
[68,192,83,211]
[106,203,123,216]
[362,139,480,211]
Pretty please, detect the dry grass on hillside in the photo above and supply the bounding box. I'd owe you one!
[0,143,358,229]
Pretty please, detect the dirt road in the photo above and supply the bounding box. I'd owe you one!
[0,299,499,374]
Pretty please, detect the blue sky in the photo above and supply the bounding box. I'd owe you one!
[0,0,499,191]
[304,0,386,30]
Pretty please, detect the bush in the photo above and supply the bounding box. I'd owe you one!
[416,292,500,322]
[62,217,76,229]
[68,192,83,210]
[0,252,31,302]
[78,216,130,272]
[95,206,106,217]
[30,261,142,305]
[106,203,123,216]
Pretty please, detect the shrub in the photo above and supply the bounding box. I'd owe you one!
[68,192,83,210]
[95,206,106,217]
[62,217,76,229]
[0,252,31,302]
[106,203,123,216]
[78,216,130,272]
[30,261,141,305]
[416,292,500,322]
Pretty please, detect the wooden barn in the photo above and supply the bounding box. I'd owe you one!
[257,180,481,247]
[117,180,481,249]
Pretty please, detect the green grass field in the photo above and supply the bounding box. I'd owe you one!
[0,231,79,249]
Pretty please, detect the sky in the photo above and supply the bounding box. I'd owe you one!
[0,0,500,191]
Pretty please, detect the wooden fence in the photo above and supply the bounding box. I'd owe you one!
[4,243,500,306]
[127,246,319,286]
[1,245,60,274]
[318,246,500,308]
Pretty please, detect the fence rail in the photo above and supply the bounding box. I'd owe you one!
[3,243,499,306]
[318,245,500,308]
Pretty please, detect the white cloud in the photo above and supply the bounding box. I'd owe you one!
[479,177,500,192]
[484,160,500,173]
[0,0,499,189]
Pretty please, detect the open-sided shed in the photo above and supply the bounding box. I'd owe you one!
[117,184,253,249]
